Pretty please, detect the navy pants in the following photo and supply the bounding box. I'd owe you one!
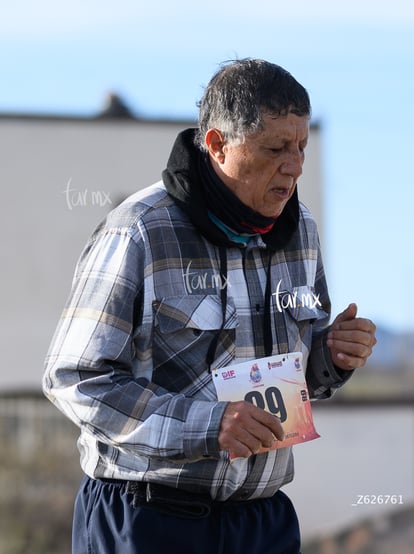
[73,476,301,554]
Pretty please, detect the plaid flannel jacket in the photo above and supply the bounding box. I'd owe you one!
[43,181,347,501]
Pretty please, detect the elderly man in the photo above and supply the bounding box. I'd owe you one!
[43,59,376,554]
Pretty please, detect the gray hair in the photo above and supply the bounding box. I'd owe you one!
[195,58,311,151]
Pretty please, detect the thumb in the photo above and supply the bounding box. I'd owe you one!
[335,303,358,324]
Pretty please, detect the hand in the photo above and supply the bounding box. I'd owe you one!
[327,303,377,370]
[218,400,285,458]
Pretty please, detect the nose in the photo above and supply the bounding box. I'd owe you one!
[280,148,304,180]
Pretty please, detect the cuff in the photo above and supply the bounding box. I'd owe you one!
[183,400,228,460]
[307,333,354,399]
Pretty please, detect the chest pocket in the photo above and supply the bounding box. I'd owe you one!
[288,286,327,320]
[274,285,329,353]
[152,295,238,393]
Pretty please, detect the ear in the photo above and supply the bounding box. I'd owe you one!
[205,129,226,163]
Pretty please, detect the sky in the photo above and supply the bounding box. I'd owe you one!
[1,0,414,332]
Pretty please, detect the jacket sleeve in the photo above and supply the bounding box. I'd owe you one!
[42,225,227,462]
[305,243,354,399]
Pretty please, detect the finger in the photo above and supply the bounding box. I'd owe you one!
[218,402,284,456]
[328,337,374,358]
[228,441,256,459]
[227,425,279,458]
[229,408,284,446]
[331,350,368,370]
[238,424,279,452]
[328,329,376,347]
[250,409,285,442]
[334,303,358,324]
[331,318,376,334]
[231,428,263,456]
[246,420,283,447]
[219,421,271,457]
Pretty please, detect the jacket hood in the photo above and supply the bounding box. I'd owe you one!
[162,128,300,251]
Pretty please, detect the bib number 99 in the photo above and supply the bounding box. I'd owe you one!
[244,387,287,422]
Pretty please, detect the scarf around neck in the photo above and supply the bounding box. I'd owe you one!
[201,154,277,236]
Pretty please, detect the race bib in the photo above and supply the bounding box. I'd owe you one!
[212,352,320,453]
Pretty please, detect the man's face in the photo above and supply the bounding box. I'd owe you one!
[209,113,309,218]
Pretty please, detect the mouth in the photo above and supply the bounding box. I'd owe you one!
[271,187,291,200]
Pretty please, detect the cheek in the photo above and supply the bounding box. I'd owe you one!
[221,152,277,208]
[235,158,274,185]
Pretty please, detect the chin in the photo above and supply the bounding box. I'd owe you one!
[264,206,285,219]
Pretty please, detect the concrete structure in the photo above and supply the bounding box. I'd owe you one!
[0,104,323,391]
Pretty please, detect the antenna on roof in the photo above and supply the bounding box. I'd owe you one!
[97,92,135,119]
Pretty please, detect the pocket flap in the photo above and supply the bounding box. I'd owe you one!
[153,295,238,333]
[276,286,328,322]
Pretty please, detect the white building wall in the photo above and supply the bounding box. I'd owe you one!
[0,116,323,390]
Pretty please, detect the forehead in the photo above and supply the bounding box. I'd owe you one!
[253,113,310,142]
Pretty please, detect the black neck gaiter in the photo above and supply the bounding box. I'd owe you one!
[200,155,277,235]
